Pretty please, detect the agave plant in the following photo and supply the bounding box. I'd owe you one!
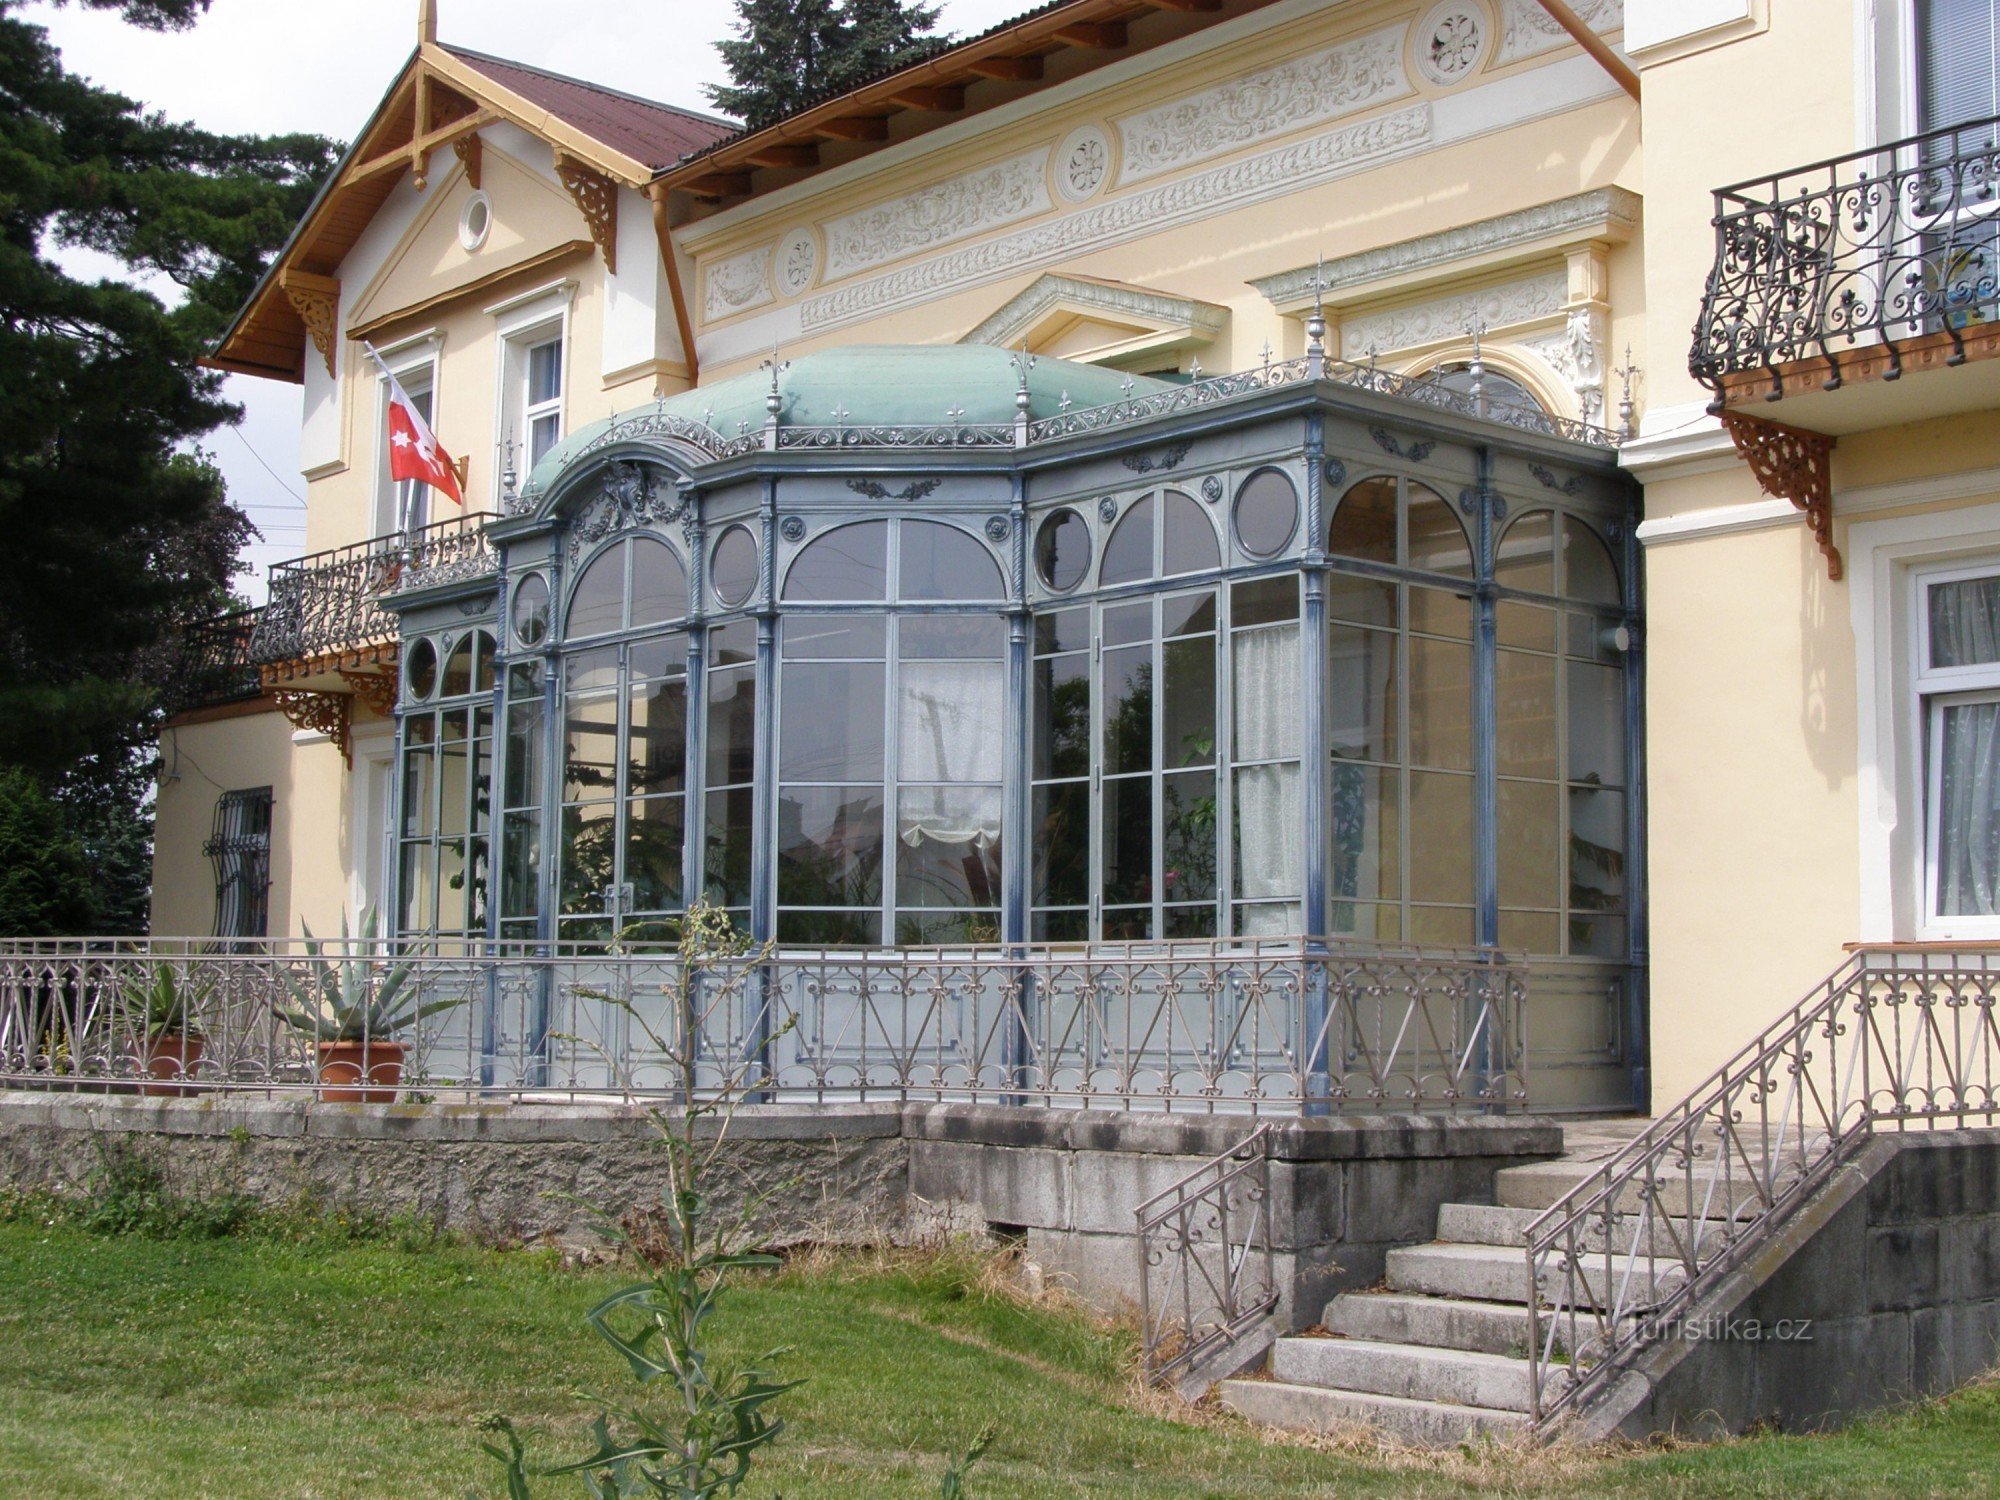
[270,909,461,1044]
[116,963,215,1040]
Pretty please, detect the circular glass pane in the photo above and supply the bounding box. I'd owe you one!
[1035,508,1091,592]
[1233,468,1299,557]
[712,524,758,608]
[511,572,550,648]
[404,636,438,700]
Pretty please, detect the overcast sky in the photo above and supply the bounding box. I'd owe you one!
[22,0,1027,598]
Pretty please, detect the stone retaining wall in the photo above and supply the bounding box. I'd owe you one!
[0,1091,1560,1319]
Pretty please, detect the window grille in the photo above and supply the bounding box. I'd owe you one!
[204,788,273,938]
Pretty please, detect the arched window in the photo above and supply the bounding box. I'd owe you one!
[1560,515,1622,606]
[1417,361,1546,412]
[1100,490,1220,586]
[566,535,689,638]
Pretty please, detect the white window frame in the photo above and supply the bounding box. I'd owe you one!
[1913,560,2000,934]
[486,281,575,509]
[1851,495,2000,941]
[371,331,444,541]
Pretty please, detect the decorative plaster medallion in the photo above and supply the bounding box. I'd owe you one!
[780,516,806,543]
[984,515,1011,543]
[776,228,818,297]
[1200,475,1223,504]
[1097,496,1118,523]
[1324,456,1348,489]
[821,150,1052,281]
[1415,4,1488,87]
[803,106,1431,332]
[1114,24,1411,184]
[704,245,774,322]
[1054,125,1111,203]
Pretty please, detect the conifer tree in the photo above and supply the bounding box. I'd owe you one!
[706,0,945,128]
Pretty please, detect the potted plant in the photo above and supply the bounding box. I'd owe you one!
[119,962,213,1098]
[272,910,459,1102]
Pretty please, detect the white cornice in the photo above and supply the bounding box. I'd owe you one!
[1635,463,2000,546]
[1617,401,1737,482]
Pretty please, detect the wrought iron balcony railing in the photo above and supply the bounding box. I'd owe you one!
[249,513,496,667]
[165,608,263,712]
[1692,115,2000,400]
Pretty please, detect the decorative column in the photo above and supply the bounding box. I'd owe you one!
[1300,409,1332,1113]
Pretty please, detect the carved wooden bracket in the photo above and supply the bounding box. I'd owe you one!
[1719,409,1842,580]
[453,130,481,190]
[279,270,340,379]
[339,669,399,719]
[555,153,619,273]
[270,689,352,765]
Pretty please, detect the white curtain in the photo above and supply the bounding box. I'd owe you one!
[1931,576,2000,668]
[1937,700,2000,916]
[898,661,1005,847]
[1233,626,1302,925]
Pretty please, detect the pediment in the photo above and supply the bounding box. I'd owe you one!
[349,144,583,332]
[961,273,1227,369]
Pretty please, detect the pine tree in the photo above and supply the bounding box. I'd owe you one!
[706,0,945,129]
[0,0,339,931]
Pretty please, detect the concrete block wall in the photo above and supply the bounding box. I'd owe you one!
[1577,1129,2000,1440]
[0,1092,1560,1321]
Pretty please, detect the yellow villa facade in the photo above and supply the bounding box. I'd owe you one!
[150,0,2000,1114]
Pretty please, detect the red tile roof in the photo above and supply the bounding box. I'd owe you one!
[446,47,736,172]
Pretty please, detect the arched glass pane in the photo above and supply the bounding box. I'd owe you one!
[1560,515,1622,605]
[1100,496,1154,586]
[711,524,758,608]
[442,632,476,697]
[1035,508,1091,592]
[1406,484,1473,578]
[473,629,498,693]
[1161,491,1220,577]
[784,521,888,601]
[1420,362,1546,411]
[1328,477,1398,627]
[568,542,626,638]
[1495,510,1555,595]
[628,537,688,627]
[901,520,1003,601]
[1234,468,1298,557]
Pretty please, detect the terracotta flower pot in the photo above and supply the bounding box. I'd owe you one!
[139,1032,205,1098]
[314,1039,405,1103]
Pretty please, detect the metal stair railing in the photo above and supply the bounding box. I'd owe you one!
[1524,946,2000,1432]
[1136,1122,1278,1388]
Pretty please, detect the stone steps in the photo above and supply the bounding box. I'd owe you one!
[1221,1118,1679,1447]
[1437,1201,1739,1259]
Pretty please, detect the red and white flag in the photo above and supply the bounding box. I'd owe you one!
[366,345,463,507]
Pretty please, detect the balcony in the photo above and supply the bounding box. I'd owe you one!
[244,513,496,759]
[1692,114,2000,433]
[163,609,263,716]
[249,512,497,676]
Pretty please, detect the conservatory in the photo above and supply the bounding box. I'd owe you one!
[378,338,1642,1112]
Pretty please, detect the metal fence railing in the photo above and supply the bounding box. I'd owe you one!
[0,937,1527,1115]
[1524,946,2000,1432]
[1692,114,2000,398]
[1136,1123,1277,1386]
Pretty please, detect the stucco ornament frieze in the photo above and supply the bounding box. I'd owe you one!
[705,245,774,322]
[821,150,1052,280]
[1339,269,1567,359]
[776,228,819,297]
[804,106,1432,331]
[566,461,688,569]
[1114,24,1411,184]
[1496,0,1622,66]
[1055,125,1111,203]
[1415,3,1489,87]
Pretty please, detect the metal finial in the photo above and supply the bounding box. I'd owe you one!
[1011,346,1037,415]
[762,349,790,420]
[1259,340,1274,373]
[500,430,518,500]
[1305,255,1328,360]
[1120,374,1136,403]
[702,406,716,431]
[1188,356,1203,381]
[1465,318,1488,417]
[1616,343,1640,443]
[945,403,966,425]
[1059,390,1072,413]
[830,404,851,425]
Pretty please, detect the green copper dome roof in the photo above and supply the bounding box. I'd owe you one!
[527,345,1175,494]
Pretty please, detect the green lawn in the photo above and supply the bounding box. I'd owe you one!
[0,1217,1997,1498]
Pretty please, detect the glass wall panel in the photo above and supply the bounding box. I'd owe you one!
[784,521,888,601]
[629,536,689,627]
[705,622,757,918]
[902,520,1004,601]
[568,545,627,638]
[1408,633,1474,771]
[1495,510,1555,595]
[1560,515,1621,606]
[1101,497,1154,586]
[398,639,495,945]
[1232,577,1300,933]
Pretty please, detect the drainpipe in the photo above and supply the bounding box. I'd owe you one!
[647,183,700,391]
[1534,0,1641,101]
